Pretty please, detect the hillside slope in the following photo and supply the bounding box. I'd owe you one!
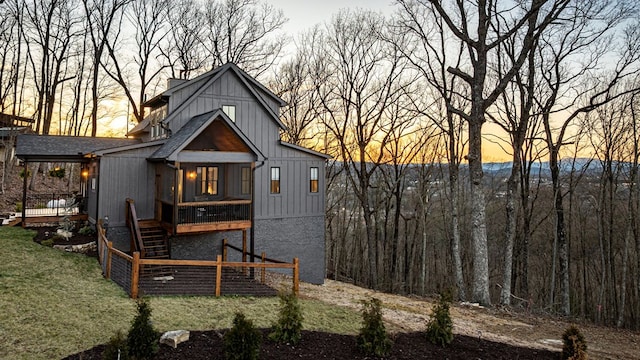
[288,278,640,360]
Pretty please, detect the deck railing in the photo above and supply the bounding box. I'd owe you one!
[160,199,251,232]
[97,221,298,298]
[23,193,82,216]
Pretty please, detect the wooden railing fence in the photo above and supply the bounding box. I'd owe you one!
[97,221,299,298]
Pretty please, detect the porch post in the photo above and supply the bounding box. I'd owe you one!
[250,162,255,264]
[173,162,180,235]
[21,160,27,227]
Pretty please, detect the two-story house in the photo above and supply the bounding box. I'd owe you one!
[17,63,327,284]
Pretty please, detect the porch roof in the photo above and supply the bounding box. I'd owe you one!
[15,134,141,162]
[148,109,265,162]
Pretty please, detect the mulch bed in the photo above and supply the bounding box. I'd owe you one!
[31,225,98,258]
[64,329,559,359]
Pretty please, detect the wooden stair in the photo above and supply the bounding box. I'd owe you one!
[138,220,170,259]
[126,199,172,278]
[137,220,172,278]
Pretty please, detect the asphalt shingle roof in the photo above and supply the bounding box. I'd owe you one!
[16,134,141,161]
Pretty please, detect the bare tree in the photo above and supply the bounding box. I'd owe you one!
[103,0,168,123]
[536,5,640,315]
[23,0,83,135]
[82,0,130,136]
[160,0,206,79]
[269,28,324,146]
[202,0,288,78]
[314,9,415,289]
[398,0,568,305]
[395,0,469,300]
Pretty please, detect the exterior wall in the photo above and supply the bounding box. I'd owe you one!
[168,71,282,155]
[169,217,324,285]
[254,155,326,219]
[96,145,159,227]
[170,233,223,260]
[253,216,325,284]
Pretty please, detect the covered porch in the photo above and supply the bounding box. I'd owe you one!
[14,135,141,226]
[154,161,254,235]
[147,110,263,235]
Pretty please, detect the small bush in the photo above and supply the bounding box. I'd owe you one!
[51,234,67,242]
[103,330,130,360]
[223,312,262,360]
[15,202,22,212]
[356,297,392,357]
[562,325,588,360]
[127,299,159,360]
[269,291,304,345]
[425,291,454,347]
[40,239,54,247]
[18,168,30,179]
[78,225,95,236]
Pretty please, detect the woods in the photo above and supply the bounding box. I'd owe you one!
[2,0,640,329]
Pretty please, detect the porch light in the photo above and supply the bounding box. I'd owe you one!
[187,171,197,180]
[81,169,89,178]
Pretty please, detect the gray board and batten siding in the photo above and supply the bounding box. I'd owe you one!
[89,143,161,228]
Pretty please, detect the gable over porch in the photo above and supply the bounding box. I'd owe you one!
[148,109,264,235]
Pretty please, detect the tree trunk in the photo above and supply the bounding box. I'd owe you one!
[501,156,521,305]
[468,116,490,305]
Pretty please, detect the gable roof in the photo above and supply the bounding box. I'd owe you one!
[129,63,286,137]
[148,109,265,162]
[16,134,141,162]
[280,141,332,159]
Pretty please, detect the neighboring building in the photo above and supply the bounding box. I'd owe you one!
[16,63,328,284]
[0,113,34,166]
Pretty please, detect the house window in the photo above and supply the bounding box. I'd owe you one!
[197,166,218,195]
[270,167,280,194]
[222,105,236,122]
[241,167,251,195]
[310,167,319,193]
[147,105,168,139]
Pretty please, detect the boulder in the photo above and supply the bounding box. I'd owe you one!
[160,330,190,349]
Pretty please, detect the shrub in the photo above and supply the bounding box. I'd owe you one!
[48,167,65,178]
[40,239,54,247]
[223,312,262,360]
[78,225,96,236]
[356,297,392,357]
[103,330,130,360]
[127,299,159,360]
[562,326,588,360]
[18,168,30,179]
[425,291,454,347]
[15,202,22,212]
[269,290,304,345]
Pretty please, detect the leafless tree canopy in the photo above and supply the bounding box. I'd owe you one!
[2,0,640,328]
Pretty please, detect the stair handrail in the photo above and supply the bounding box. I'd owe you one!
[126,198,146,257]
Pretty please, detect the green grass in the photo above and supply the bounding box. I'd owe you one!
[0,227,361,360]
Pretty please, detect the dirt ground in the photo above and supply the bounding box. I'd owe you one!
[292,279,640,360]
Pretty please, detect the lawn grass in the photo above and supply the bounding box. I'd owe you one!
[0,227,361,360]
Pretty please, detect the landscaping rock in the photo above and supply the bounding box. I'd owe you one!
[53,241,97,254]
[160,330,190,349]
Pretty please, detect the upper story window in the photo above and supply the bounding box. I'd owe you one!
[270,167,280,194]
[197,166,218,195]
[147,105,168,140]
[310,167,319,193]
[241,167,251,195]
[222,105,236,122]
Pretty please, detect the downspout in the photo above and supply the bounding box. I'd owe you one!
[21,160,27,227]
[251,159,267,265]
